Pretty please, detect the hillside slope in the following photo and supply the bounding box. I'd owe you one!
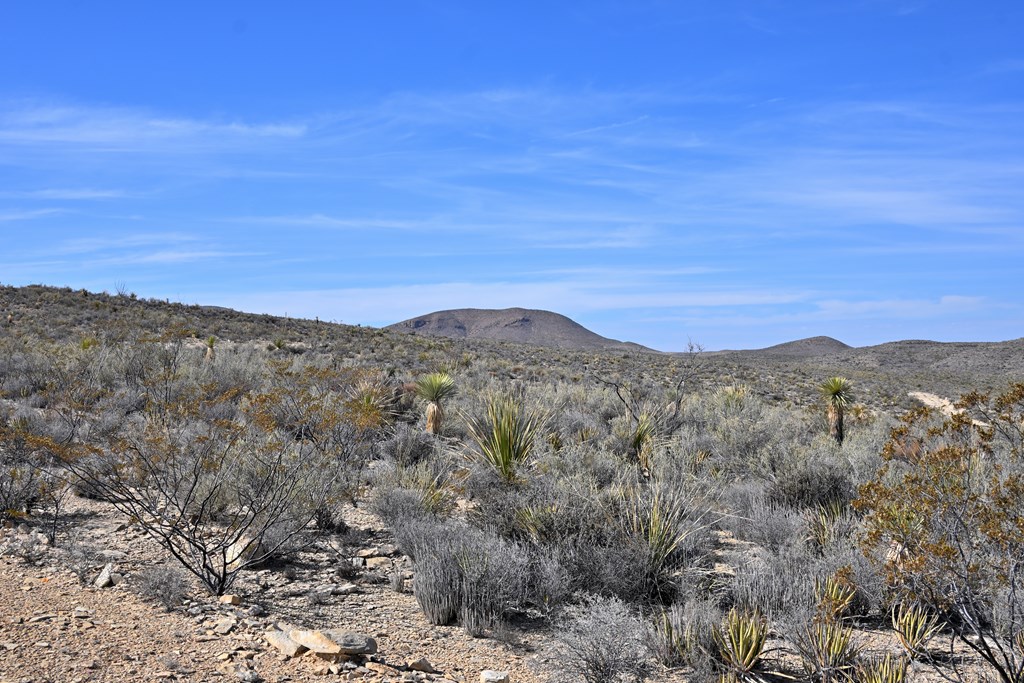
[387,307,650,352]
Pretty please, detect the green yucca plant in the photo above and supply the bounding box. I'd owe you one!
[720,385,749,410]
[625,487,685,574]
[629,411,658,474]
[820,377,852,444]
[715,608,769,682]
[348,373,396,429]
[515,503,559,543]
[891,602,940,659]
[415,371,456,435]
[465,393,543,484]
[793,619,861,683]
[815,571,857,622]
[855,654,908,683]
[807,500,849,551]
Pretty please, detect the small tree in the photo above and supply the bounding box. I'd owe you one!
[819,377,852,444]
[857,383,1024,683]
[415,371,456,435]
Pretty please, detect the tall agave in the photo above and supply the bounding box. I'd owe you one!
[819,377,852,444]
[415,372,456,435]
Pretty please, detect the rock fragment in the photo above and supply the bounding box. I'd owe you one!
[480,671,510,683]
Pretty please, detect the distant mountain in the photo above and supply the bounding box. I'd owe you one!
[755,336,853,357]
[719,335,1024,395]
[387,308,652,352]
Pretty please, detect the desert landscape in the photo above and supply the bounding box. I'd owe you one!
[2,285,1022,683]
[3,4,1022,682]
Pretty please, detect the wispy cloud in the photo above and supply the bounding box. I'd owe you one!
[0,101,307,151]
[0,208,65,222]
[57,232,200,254]
[0,188,126,200]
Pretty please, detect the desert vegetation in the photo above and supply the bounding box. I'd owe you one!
[2,285,1023,682]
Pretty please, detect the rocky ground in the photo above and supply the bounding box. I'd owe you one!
[0,493,991,683]
[0,495,560,683]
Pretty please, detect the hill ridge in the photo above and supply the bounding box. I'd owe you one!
[387,307,651,352]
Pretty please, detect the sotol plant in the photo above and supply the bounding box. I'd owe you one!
[465,393,543,484]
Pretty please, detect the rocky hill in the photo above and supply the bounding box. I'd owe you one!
[387,307,651,352]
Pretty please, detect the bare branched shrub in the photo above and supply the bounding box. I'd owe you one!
[457,532,530,637]
[54,336,364,595]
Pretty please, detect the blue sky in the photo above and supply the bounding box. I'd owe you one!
[1,2,1022,350]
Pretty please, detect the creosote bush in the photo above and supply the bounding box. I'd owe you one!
[857,384,1024,683]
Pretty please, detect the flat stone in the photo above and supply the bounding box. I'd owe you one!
[94,563,115,589]
[220,594,243,605]
[213,618,236,635]
[288,630,377,655]
[288,630,345,654]
[408,658,437,673]
[480,672,510,683]
[355,548,378,558]
[334,583,359,595]
[264,631,307,658]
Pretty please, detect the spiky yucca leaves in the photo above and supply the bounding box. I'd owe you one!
[629,411,658,474]
[415,372,456,435]
[807,500,854,551]
[815,571,857,622]
[347,372,396,431]
[715,608,769,683]
[622,484,714,596]
[891,602,940,659]
[465,393,543,484]
[820,377,852,444]
[793,619,861,683]
[649,600,720,670]
[397,462,453,516]
[855,654,908,683]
